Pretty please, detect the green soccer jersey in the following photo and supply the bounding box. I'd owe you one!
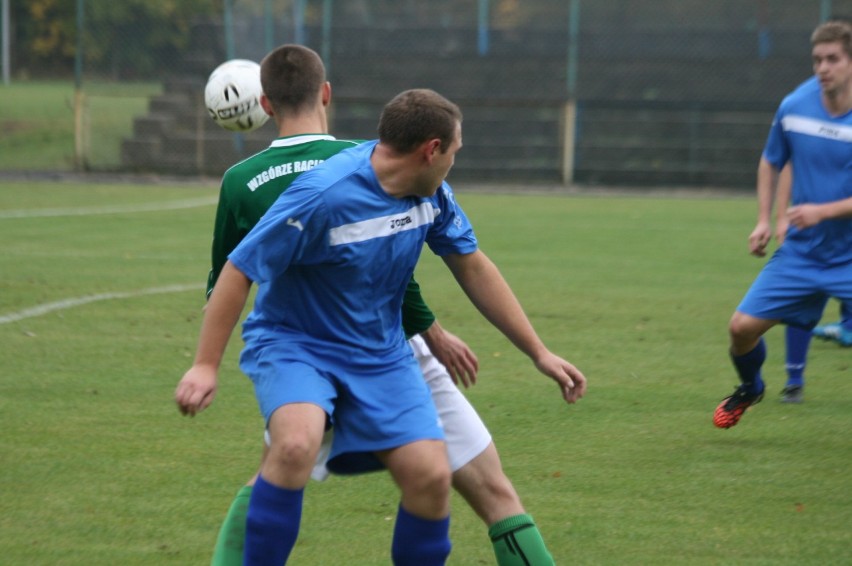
[206,134,436,338]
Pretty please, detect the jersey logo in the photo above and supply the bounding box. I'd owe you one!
[286,217,304,231]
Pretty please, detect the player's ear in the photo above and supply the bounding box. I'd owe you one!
[422,138,442,163]
[426,138,443,161]
[321,82,331,107]
[260,93,274,117]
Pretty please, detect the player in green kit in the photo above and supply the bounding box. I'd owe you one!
[202,44,561,565]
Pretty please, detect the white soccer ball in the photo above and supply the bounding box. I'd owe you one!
[204,59,270,132]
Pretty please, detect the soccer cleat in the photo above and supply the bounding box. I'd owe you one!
[812,322,852,347]
[713,385,764,428]
[779,385,804,404]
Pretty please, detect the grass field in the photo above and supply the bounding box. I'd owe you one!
[0,81,161,171]
[1,180,850,565]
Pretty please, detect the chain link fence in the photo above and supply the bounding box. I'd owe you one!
[3,0,851,188]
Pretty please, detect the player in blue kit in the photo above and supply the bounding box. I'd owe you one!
[773,162,852,403]
[202,44,560,566]
[176,88,587,564]
[714,20,852,428]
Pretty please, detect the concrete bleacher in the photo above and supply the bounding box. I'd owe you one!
[122,19,814,188]
[122,18,281,177]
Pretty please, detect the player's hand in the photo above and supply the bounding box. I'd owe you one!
[533,352,587,404]
[420,321,479,388]
[786,204,823,229]
[175,365,218,416]
[748,221,772,257]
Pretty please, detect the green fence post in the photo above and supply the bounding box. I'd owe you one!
[1,0,9,85]
[265,0,274,53]
[820,0,833,22]
[322,0,332,77]
[224,0,235,59]
[294,0,305,45]
[562,0,580,185]
[478,0,489,56]
[74,0,86,171]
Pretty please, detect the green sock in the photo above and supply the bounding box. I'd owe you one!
[210,485,253,566]
[488,513,555,566]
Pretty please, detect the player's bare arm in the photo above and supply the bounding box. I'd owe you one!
[442,250,587,403]
[175,261,252,416]
[787,196,852,228]
[774,163,793,245]
[749,157,780,257]
[420,319,479,388]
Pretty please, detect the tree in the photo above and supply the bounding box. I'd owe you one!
[15,0,220,79]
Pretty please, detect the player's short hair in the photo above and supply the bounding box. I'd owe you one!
[811,20,852,58]
[260,44,326,115]
[377,89,462,154]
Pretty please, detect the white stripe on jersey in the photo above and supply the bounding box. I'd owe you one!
[781,115,852,142]
[328,202,438,246]
[269,134,336,148]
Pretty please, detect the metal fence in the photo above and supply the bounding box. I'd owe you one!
[4,0,852,187]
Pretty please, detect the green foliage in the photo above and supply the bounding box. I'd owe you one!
[13,0,220,78]
[0,184,850,564]
[84,0,220,78]
[25,0,76,59]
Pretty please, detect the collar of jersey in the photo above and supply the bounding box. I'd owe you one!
[269,134,336,148]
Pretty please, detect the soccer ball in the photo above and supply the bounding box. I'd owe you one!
[204,59,270,132]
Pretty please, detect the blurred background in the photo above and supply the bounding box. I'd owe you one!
[2,0,851,189]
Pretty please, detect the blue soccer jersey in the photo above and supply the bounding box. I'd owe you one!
[229,140,478,365]
[762,76,852,266]
[228,140,478,472]
[738,77,852,327]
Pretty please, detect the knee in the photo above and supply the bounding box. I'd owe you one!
[728,312,773,356]
[267,431,317,469]
[420,462,452,499]
[729,312,756,341]
[415,463,452,518]
[401,460,452,504]
[454,466,523,524]
[452,444,519,503]
[729,313,744,337]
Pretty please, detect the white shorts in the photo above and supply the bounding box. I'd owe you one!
[271,334,493,481]
[408,334,492,472]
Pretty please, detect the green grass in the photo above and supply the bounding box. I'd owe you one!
[1,182,850,565]
[0,81,161,170]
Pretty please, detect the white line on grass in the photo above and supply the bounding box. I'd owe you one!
[0,196,218,219]
[0,284,203,324]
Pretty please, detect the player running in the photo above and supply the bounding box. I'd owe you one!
[714,20,852,428]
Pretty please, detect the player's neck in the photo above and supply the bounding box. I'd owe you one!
[276,111,328,138]
[371,145,432,199]
[822,86,852,116]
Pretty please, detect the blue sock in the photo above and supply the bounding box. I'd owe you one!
[730,338,766,395]
[391,505,451,566]
[244,475,303,565]
[784,326,809,388]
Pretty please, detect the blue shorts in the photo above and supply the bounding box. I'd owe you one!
[737,246,852,329]
[239,330,444,475]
